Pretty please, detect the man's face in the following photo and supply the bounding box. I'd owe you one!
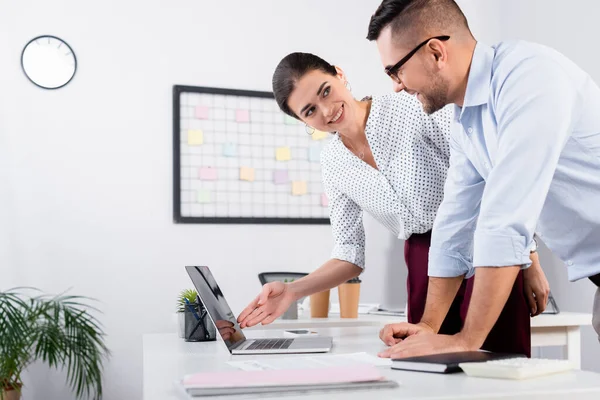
[376,26,450,114]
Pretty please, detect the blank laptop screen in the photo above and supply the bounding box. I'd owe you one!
[185,266,246,351]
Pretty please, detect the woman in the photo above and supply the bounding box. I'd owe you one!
[237,52,548,356]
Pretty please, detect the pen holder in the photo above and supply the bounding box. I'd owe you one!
[184,302,217,342]
[338,278,361,318]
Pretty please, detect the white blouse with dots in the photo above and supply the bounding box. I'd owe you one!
[321,91,453,269]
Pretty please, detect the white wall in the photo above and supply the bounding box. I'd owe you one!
[1,1,599,399]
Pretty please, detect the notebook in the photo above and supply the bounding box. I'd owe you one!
[176,365,399,397]
[391,351,525,374]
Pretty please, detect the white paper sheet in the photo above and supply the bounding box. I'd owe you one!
[227,352,392,371]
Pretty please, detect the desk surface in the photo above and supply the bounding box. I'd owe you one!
[143,326,600,400]
[249,311,592,330]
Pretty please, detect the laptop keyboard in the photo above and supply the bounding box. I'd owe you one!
[246,338,293,350]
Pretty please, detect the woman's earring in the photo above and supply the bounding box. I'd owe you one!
[345,81,352,92]
[305,124,315,135]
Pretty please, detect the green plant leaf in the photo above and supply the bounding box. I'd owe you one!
[176,289,199,313]
[0,288,109,399]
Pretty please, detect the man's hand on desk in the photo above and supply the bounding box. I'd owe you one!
[523,251,550,316]
[378,332,473,358]
[237,282,296,328]
[378,321,435,346]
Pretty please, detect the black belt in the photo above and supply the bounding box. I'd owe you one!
[590,273,600,288]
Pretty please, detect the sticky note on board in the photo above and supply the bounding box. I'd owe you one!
[292,181,307,196]
[312,130,328,141]
[321,193,329,207]
[236,109,250,123]
[308,145,321,162]
[284,114,297,125]
[187,130,204,145]
[223,143,237,157]
[276,147,291,161]
[273,170,289,185]
[240,167,255,182]
[199,167,218,180]
[197,189,211,203]
[195,105,210,120]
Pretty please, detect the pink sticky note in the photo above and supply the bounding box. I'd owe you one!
[236,109,250,123]
[321,193,329,207]
[199,167,218,180]
[273,170,288,185]
[195,105,210,119]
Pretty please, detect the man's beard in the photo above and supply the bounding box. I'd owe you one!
[420,73,450,114]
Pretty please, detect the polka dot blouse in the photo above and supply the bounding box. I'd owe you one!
[321,91,453,269]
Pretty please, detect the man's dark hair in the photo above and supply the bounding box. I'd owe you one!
[367,0,470,43]
[272,52,337,118]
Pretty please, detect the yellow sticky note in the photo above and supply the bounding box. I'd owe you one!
[276,147,291,161]
[312,130,328,141]
[292,181,307,196]
[187,129,204,145]
[240,167,255,182]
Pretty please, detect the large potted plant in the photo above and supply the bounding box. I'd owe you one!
[0,288,110,400]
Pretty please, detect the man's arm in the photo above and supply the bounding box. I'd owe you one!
[423,124,485,327]
[460,58,577,343]
[419,276,464,332]
[456,267,520,349]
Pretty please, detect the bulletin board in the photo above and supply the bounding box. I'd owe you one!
[173,85,332,224]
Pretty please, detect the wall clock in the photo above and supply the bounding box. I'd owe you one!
[21,35,77,89]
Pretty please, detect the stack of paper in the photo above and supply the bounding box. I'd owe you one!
[227,352,392,371]
[176,365,398,398]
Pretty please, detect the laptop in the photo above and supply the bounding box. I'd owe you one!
[185,266,333,355]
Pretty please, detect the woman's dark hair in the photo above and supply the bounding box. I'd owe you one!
[272,52,337,119]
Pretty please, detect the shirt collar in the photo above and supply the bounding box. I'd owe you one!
[461,42,494,109]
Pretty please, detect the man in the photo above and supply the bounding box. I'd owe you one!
[366,0,600,358]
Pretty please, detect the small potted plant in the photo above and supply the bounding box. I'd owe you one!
[176,289,199,338]
[0,288,109,400]
[176,289,217,342]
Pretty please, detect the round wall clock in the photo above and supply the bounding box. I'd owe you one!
[21,35,77,89]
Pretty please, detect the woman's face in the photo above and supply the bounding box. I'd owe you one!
[286,68,355,133]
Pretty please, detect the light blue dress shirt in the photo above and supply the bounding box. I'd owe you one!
[429,41,600,281]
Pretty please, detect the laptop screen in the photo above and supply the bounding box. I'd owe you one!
[185,266,246,351]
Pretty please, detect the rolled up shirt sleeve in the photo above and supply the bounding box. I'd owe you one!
[474,59,576,269]
[429,128,485,278]
[323,167,366,269]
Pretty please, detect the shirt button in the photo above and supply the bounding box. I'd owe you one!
[567,260,574,266]
[467,127,474,134]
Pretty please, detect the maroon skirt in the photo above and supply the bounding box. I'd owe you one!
[405,231,531,357]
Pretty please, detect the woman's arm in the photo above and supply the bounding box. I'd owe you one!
[289,259,361,298]
[237,259,361,328]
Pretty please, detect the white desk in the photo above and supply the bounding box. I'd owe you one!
[143,326,600,400]
[251,312,592,368]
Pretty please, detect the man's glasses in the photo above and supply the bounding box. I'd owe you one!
[385,35,450,83]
